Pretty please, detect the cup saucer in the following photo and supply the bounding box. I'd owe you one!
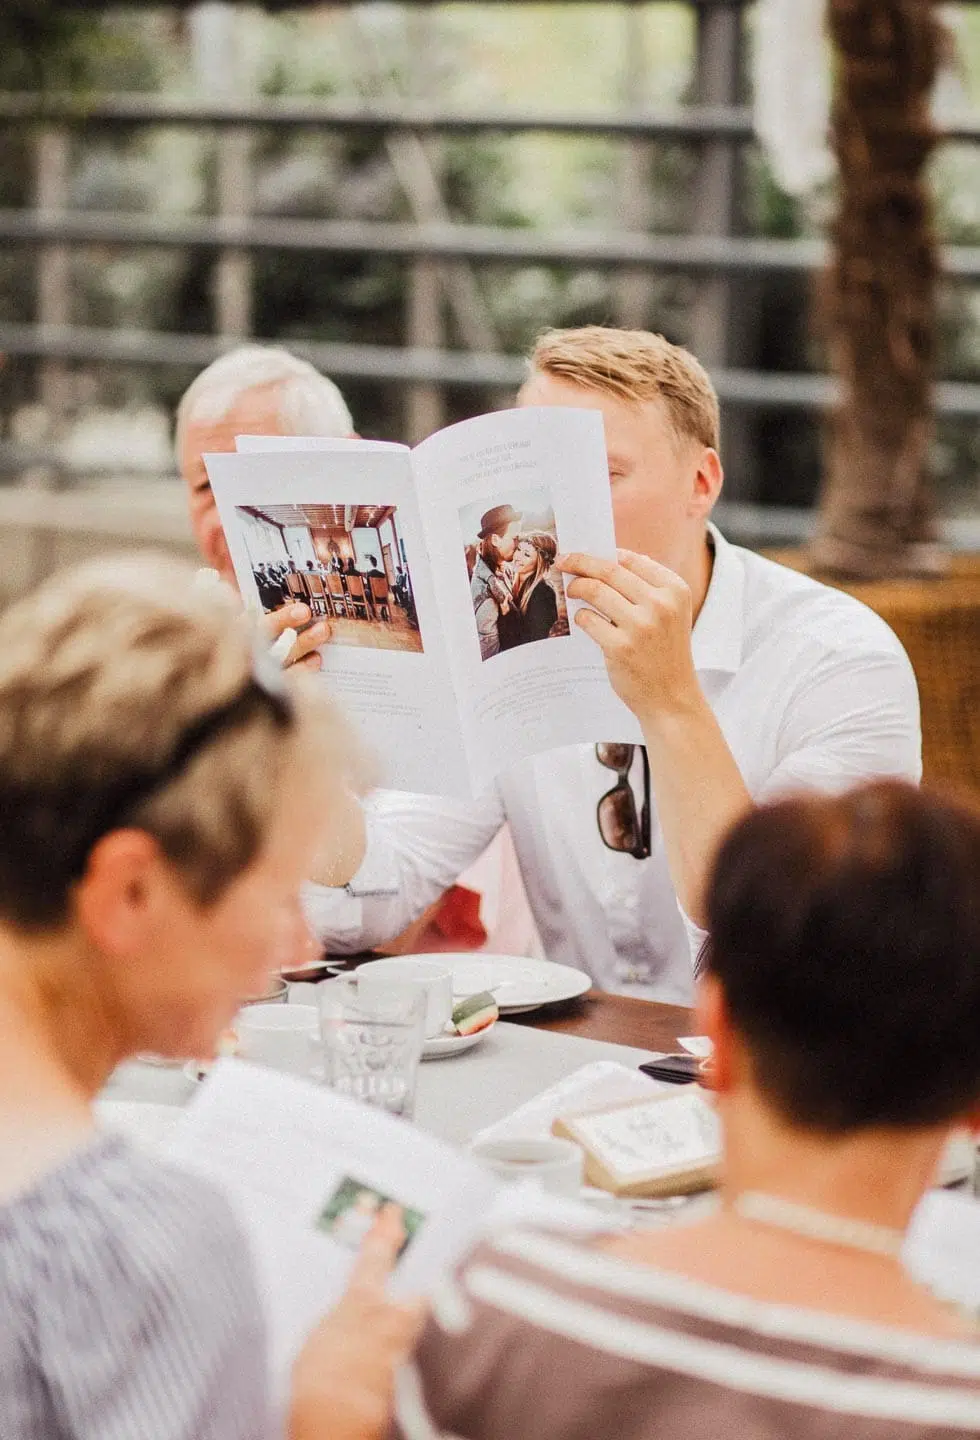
[422,1018,497,1061]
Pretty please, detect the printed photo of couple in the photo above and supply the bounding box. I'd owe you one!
[462,489,570,664]
[315,1176,425,1257]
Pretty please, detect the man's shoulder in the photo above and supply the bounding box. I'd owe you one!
[734,543,909,663]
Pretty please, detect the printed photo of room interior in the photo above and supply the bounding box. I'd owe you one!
[235,501,423,653]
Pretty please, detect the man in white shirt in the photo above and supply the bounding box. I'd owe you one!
[305,326,922,1004]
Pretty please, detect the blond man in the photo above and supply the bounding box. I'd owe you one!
[176,345,354,670]
[305,327,921,1003]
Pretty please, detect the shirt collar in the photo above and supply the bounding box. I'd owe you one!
[690,523,745,676]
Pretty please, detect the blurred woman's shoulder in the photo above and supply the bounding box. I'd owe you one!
[392,1225,980,1440]
[0,1132,272,1440]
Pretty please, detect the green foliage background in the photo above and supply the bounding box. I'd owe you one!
[0,3,978,516]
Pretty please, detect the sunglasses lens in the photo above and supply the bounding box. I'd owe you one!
[598,787,640,852]
[596,743,633,772]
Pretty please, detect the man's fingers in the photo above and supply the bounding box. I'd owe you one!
[557,551,651,607]
[565,576,635,629]
[616,548,685,590]
[263,602,311,642]
[283,618,331,669]
[575,605,619,648]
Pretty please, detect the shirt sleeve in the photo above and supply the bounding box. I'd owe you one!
[34,1152,276,1440]
[681,642,921,974]
[760,642,922,800]
[303,785,508,954]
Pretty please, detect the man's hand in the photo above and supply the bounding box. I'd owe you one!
[290,1206,426,1440]
[559,549,700,724]
[262,602,331,672]
[560,548,751,929]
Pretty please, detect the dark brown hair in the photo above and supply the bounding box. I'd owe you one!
[706,781,980,1132]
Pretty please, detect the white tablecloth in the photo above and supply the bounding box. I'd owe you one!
[100,1021,660,1149]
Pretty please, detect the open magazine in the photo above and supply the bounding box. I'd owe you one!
[165,1059,600,1396]
[205,407,642,795]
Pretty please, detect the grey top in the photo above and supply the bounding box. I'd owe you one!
[0,1132,275,1440]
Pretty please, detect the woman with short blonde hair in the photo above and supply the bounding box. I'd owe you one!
[0,554,415,1440]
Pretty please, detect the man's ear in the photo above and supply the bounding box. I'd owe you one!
[73,829,167,958]
[691,446,723,520]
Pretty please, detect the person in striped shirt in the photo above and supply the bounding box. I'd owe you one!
[394,781,980,1440]
[0,555,420,1440]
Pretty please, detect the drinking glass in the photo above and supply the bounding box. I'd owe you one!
[319,978,425,1119]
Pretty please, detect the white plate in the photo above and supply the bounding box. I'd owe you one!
[423,1019,496,1060]
[405,953,592,1015]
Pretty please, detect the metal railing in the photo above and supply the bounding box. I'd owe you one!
[4,0,980,528]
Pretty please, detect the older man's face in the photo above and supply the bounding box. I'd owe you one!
[179,384,285,585]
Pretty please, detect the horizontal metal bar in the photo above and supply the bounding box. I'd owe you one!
[6,209,980,278]
[49,0,748,10]
[2,208,825,267]
[3,322,980,416]
[3,93,980,144]
[0,322,527,386]
[0,94,756,141]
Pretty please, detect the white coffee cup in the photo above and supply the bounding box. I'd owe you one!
[356,958,453,1039]
[469,1136,585,1198]
[236,1003,320,1077]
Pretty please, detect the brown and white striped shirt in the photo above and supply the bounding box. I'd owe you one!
[392,1226,980,1440]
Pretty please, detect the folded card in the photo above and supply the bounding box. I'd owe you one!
[553,1087,722,1197]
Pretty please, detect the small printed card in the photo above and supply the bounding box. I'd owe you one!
[554,1088,722,1198]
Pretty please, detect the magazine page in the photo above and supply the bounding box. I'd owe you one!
[236,435,409,455]
[412,407,642,792]
[167,1060,501,1390]
[205,446,470,795]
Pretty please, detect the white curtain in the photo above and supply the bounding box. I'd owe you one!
[283,525,318,568]
[752,1,964,199]
[752,0,832,198]
[352,526,381,569]
[240,510,287,567]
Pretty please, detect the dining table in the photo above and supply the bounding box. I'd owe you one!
[99,980,697,1151]
[505,989,694,1053]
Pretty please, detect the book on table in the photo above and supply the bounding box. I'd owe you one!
[205,407,641,796]
[553,1087,722,1197]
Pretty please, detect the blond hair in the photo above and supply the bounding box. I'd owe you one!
[528,325,720,451]
[0,554,363,928]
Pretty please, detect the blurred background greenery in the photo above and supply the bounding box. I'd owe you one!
[0,2,979,525]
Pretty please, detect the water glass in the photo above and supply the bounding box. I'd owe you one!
[319,978,425,1118]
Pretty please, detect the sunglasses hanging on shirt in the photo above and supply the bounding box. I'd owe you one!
[595,743,651,860]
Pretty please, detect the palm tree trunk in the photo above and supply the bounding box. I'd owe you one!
[809,0,943,579]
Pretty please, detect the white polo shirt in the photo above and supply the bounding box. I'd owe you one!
[305,526,921,1005]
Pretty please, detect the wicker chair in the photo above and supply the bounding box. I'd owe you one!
[767,552,980,796]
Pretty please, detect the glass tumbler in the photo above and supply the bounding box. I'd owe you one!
[319,978,426,1119]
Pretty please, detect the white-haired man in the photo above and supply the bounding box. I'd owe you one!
[177,344,539,956]
[176,345,355,671]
